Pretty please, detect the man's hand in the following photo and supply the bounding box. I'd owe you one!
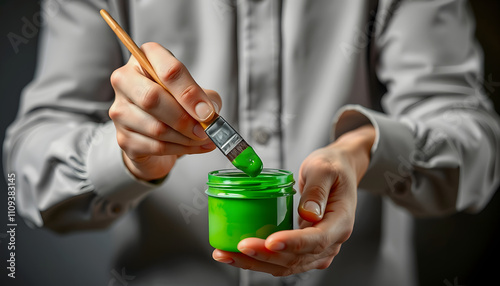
[212,124,375,276]
[109,42,222,181]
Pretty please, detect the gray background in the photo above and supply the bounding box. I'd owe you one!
[1,1,116,286]
[0,0,499,285]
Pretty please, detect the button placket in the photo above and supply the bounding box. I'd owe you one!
[236,0,283,166]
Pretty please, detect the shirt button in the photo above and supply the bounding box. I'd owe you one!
[111,204,122,214]
[252,127,272,145]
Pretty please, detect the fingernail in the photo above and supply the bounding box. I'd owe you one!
[195,102,213,121]
[211,100,220,113]
[193,124,207,139]
[303,201,321,216]
[269,242,285,251]
[214,257,234,264]
[239,248,256,256]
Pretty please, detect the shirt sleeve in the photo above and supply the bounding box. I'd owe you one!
[2,0,159,233]
[333,0,500,216]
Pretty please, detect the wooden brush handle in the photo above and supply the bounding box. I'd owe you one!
[100,9,217,128]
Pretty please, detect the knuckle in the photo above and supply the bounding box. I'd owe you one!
[316,258,333,270]
[171,111,192,131]
[292,236,306,253]
[110,68,124,88]
[108,103,121,120]
[329,162,347,180]
[204,88,220,99]
[312,235,330,255]
[272,269,293,277]
[317,263,329,270]
[178,110,192,123]
[306,186,329,203]
[150,121,168,139]
[161,60,184,83]
[204,89,222,109]
[141,42,160,50]
[310,154,342,177]
[339,226,353,244]
[323,243,342,260]
[331,244,342,257]
[321,160,340,176]
[179,84,200,104]
[285,255,303,268]
[184,138,200,147]
[254,253,271,263]
[203,88,217,96]
[140,84,161,110]
[116,132,129,151]
[239,263,254,271]
[127,151,141,161]
[150,140,167,155]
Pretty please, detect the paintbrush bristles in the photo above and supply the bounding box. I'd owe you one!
[226,140,249,162]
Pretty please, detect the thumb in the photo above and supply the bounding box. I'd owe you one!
[298,166,336,223]
[203,88,222,114]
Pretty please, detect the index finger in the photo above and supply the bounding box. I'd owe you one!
[141,42,216,123]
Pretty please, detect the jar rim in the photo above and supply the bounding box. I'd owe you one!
[206,168,295,199]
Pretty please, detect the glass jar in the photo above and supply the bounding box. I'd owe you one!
[206,168,296,252]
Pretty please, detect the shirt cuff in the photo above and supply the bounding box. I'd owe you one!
[86,122,160,209]
[333,105,416,195]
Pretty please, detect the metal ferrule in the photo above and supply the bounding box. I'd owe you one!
[205,116,243,155]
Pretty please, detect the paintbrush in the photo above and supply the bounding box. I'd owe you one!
[100,9,263,177]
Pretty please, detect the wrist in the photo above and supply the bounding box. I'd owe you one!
[332,124,375,183]
[122,151,171,182]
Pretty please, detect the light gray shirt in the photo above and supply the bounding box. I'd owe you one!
[4,0,500,285]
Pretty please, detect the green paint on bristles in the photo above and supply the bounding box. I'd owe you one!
[231,146,263,177]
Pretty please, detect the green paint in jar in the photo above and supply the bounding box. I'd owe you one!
[206,168,296,252]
